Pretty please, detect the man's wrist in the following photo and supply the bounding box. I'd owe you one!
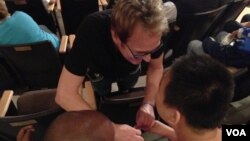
[142,101,155,107]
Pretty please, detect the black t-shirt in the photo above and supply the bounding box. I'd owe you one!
[65,9,163,78]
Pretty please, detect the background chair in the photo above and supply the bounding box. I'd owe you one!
[0,90,15,141]
[97,87,145,126]
[223,94,250,124]
[165,4,228,59]
[0,81,99,141]
[0,90,14,117]
[0,58,23,92]
[210,0,250,35]
[60,0,99,34]
[0,37,68,91]
[231,68,250,102]
[0,89,62,141]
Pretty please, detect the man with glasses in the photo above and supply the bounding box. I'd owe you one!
[56,0,169,140]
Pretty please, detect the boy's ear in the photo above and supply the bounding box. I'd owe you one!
[166,108,181,126]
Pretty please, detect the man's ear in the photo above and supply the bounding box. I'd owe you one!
[111,28,121,45]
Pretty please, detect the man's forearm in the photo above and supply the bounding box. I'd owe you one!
[143,65,163,105]
[143,83,158,105]
[56,92,93,111]
[56,67,93,111]
[56,87,93,111]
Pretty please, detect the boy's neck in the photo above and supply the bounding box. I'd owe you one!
[175,120,221,141]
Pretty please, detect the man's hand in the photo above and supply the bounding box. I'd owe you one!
[16,125,35,141]
[136,103,155,130]
[114,124,144,141]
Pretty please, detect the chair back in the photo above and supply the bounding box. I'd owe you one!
[0,89,62,141]
[167,4,228,57]
[211,0,250,35]
[99,87,144,126]
[223,95,250,124]
[101,87,144,104]
[0,58,21,92]
[0,41,62,90]
[60,0,99,34]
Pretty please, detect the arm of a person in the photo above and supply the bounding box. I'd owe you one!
[241,22,250,28]
[149,120,177,141]
[136,54,164,130]
[144,54,164,104]
[113,123,144,141]
[56,66,93,111]
[230,30,238,38]
[229,22,250,38]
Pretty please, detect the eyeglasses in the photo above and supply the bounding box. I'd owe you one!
[124,41,163,59]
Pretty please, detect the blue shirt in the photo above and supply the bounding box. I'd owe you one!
[0,11,59,49]
[236,27,250,54]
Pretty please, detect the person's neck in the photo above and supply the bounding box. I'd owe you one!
[175,121,221,141]
[0,14,10,24]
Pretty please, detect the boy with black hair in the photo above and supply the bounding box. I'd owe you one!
[149,54,234,141]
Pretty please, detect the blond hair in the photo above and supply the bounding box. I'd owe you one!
[0,0,9,20]
[111,0,168,43]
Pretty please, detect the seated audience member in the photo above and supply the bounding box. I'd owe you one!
[187,16,250,68]
[16,111,114,141]
[0,0,59,49]
[17,110,142,141]
[149,54,234,141]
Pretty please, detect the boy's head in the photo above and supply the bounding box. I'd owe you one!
[43,110,115,141]
[156,54,234,130]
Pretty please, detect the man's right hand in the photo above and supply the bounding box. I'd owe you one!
[113,124,144,141]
